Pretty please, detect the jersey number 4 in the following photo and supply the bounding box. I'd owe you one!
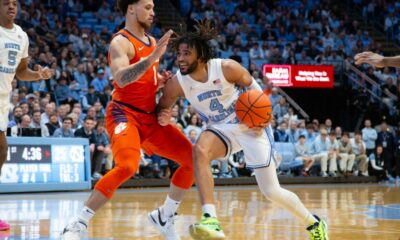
[8,50,17,66]
[209,98,224,113]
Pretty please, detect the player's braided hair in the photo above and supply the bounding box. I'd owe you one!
[171,20,218,63]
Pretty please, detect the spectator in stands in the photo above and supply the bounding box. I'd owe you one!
[91,69,109,93]
[305,123,317,147]
[73,64,89,96]
[326,131,339,176]
[249,42,264,60]
[324,118,333,133]
[10,114,31,137]
[29,110,41,129]
[93,101,105,119]
[297,120,307,137]
[71,107,84,129]
[86,106,97,121]
[310,128,331,177]
[335,126,342,140]
[287,120,299,144]
[362,119,378,156]
[350,131,369,176]
[74,116,97,157]
[92,120,111,180]
[294,135,314,176]
[269,87,282,106]
[274,122,289,142]
[188,129,198,144]
[8,106,23,128]
[338,132,355,176]
[272,97,289,122]
[42,113,60,137]
[52,117,74,138]
[57,104,68,126]
[83,86,99,110]
[55,77,72,105]
[19,102,29,115]
[184,113,202,137]
[99,85,112,109]
[283,107,298,123]
[229,47,242,64]
[376,121,396,177]
[368,145,389,182]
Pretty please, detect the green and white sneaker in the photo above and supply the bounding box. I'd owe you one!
[189,214,226,240]
[307,215,329,240]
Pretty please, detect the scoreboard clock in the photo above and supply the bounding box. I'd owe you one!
[0,137,91,193]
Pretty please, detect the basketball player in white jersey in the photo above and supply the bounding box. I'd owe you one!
[0,0,52,231]
[156,21,329,240]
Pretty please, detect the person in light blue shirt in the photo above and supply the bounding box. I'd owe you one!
[73,64,88,96]
[91,69,109,93]
[361,119,377,156]
[309,128,332,177]
[52,117,74,138]
[305,123,317,147]
[287,120,300,144]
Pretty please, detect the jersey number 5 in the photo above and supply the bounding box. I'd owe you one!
[8,51,17,66]
[209,98,224,113]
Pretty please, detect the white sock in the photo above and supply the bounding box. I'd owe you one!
[161,195,180,217]
[202,204,217,218]
[77,206,95,225]
[306,213,319,226]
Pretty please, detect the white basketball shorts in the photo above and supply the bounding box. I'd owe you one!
[206,124,277,168]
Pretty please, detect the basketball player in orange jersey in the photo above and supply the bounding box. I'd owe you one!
[156,21,329,240]
[61,1,194,239]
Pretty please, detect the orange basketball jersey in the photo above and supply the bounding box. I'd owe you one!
[108,29,159,113]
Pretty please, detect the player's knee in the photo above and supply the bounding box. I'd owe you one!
[114,149,140,179]
[193,144,211,164]
[114,164,137,179]
[262,187,284,202]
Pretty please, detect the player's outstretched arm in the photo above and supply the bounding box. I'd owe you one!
[354,51,400,68]
[111,30,173,88]
[156,75,184,126]
[16,58,52,81]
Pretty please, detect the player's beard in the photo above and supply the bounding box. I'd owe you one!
[136,15,151,31]
[180,60,198,75]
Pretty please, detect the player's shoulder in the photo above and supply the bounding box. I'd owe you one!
[109,33,133,52]
[221,58,242,70]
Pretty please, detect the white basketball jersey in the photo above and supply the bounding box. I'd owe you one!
[176,59,242,125]
[0,24,29,96]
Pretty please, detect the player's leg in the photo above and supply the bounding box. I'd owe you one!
[239,128,329,240]
[0,131,10,231]
[189,130,228,240]
[61,105,142,239]
[143,124,196,240]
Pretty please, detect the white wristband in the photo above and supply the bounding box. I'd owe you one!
[248,78,262,91]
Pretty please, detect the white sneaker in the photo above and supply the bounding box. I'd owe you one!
[60,220,87,240]
[148,208,180,240]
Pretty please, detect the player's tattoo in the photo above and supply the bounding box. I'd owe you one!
[118,58,152,87]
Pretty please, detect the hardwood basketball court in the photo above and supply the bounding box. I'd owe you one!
[0,184,399,239]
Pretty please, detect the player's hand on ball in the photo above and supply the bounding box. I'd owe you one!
[157,108,172,126]
[37,65,53,79]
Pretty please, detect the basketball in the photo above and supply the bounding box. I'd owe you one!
[235,90,272,128]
